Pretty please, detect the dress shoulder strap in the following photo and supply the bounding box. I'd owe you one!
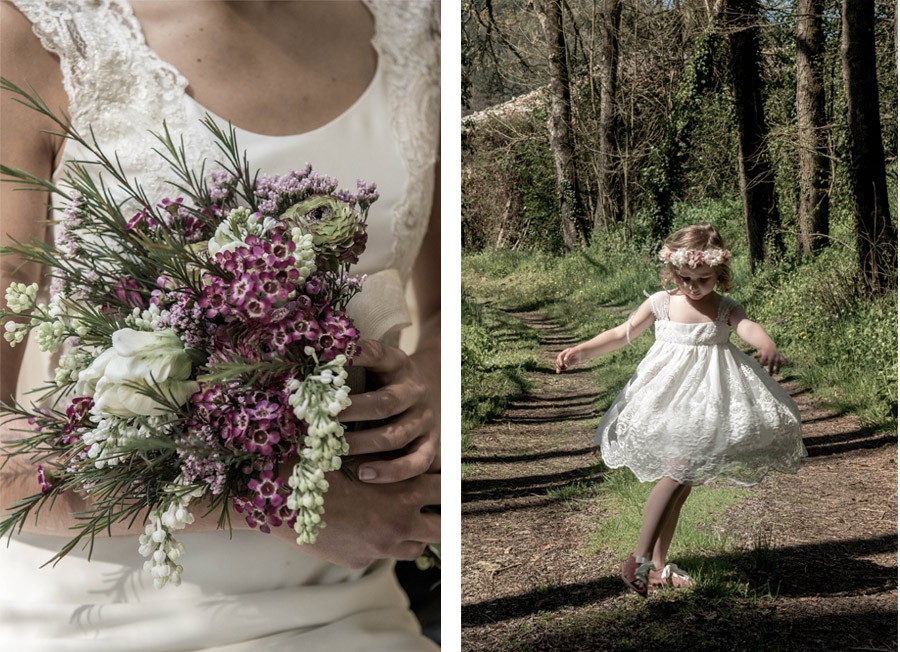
[647,291,670,321]
[11,0,217,212]
[716,296,739,325]
[9,0,184,132]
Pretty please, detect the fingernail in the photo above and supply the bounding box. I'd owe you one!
[358,467,377,481]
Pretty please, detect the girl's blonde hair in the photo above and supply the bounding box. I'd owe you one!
[659,223,733,292]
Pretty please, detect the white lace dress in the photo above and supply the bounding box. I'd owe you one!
[596,291,806,486]
[1,1,439,650]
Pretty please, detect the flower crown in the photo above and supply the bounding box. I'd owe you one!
[658,245,732,269]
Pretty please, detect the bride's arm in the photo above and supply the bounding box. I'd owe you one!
[0,2,82,533]
[0,1,66,405]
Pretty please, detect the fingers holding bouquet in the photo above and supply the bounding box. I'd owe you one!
[287,468,439,569]
[341,339,440,483]
[276,338,442,568]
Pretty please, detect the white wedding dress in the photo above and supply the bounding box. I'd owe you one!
[1,1,440,650]
[596,291,806,486]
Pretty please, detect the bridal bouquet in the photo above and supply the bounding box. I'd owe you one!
[0,80,376,588]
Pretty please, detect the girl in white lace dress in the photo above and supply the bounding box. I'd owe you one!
[555,224,805,596]
[0,1,440,649]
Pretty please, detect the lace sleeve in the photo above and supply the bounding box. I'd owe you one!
[10,0,184,131]
[647,291,670,322]
[717,296,739,326]
[10,0,219,211]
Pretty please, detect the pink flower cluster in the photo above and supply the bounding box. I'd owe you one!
[254,166,340,216]
[185,383,301,530]
[198,233,301,322]
[233,470,296,534]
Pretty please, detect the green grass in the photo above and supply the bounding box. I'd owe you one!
[588,470,749,560]
[545,479,605,504]
[461,288,542,440]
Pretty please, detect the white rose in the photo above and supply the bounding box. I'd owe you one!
[77,328,199,417]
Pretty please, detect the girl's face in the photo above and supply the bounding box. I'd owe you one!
[674,264,718,301]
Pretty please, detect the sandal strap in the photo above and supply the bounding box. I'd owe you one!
[635,560,656,586]
[661,563,690,581]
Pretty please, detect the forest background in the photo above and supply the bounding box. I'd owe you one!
[461,0,897,434]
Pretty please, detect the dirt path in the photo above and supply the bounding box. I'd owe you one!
[461,310,897,652]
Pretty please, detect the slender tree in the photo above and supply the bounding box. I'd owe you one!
[796,0,830,255]
[593,0,623,232]
[723,0,784,271]
[534,0,589,249]
[841,0,896,292]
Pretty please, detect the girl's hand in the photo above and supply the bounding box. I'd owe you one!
[555,347,582,373]
[754,346,787,374]
[339,340,440,484]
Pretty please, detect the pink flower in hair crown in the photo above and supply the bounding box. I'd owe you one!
[658,246,732,269]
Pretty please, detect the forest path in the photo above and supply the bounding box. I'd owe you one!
[461,308,897,652]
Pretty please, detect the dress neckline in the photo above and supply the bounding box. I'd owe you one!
[120,0,382,140]
[656,291,727,326]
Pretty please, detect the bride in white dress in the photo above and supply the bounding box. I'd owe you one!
[0,1,441,649]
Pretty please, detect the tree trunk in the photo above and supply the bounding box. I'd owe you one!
[534,0,589,250]
[723,0,784,271]
[592,0,623,232]
[796,0,830,255]
[841,0,896,293]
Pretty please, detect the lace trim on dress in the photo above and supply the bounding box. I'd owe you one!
[12,0,217,210]
[716,296,738,326]
[649,291,671,321]
[368,0,440,281]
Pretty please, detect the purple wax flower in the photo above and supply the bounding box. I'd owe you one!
[36,465,52,494]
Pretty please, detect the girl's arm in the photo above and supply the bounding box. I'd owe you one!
[729,304,787,374]
[555,297,655,373]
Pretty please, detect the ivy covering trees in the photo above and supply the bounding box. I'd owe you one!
[461,0,897,292]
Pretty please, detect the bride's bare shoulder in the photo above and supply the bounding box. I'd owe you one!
[1,1,67,172]
[0,1,67,105]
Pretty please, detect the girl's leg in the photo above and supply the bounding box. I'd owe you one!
[651,483,692,570]
[633,477,685,560]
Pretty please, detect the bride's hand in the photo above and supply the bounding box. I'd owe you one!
[339,339,440,483]
[272,468,440,568]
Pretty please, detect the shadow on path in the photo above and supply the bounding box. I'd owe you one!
[462,533,897,626]
[463,465,606,504]
[804,424,896,457]
[463,446,597,465]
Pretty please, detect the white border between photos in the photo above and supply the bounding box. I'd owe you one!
[440,0,462,649]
